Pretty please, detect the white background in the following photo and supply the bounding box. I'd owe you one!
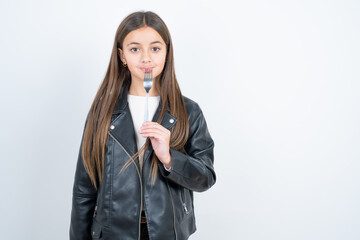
[1,0,360,239]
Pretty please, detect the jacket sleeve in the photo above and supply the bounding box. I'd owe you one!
[70,115,98,240]
[158,103,216,192]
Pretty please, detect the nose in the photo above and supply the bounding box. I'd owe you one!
[141,49,151,63]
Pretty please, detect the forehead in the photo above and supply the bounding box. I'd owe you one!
[123,27,165,45]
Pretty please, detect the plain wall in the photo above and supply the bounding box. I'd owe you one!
[1,0,360,239]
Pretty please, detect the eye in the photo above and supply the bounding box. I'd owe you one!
[152,47,160,52]
[130,48,139,53]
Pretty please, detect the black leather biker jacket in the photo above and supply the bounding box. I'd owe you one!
[70,82,216,240]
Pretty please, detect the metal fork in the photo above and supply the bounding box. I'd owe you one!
[143,70,153,122]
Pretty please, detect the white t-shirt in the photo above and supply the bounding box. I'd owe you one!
[127,94,160,170]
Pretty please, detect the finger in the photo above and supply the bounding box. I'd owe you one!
[140,131,165,139]
[139,128,169,136]
[139,127,170,137]
[139,127,169,138]
[140,124,169,134]
[142,122,164,129]
[139,128,166,137]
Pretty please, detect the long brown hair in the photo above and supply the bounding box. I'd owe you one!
[81,11,189,189]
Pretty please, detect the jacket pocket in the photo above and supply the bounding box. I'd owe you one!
[90,218,103,239]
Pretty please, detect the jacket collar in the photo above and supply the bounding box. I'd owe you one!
[112,79,177,129]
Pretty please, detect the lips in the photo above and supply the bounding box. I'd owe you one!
[140,67,153,72]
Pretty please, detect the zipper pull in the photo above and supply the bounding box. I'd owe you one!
[183,203,189,214]
[93,205,98,218]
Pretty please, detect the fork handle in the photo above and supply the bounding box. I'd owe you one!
[144,92,149,122]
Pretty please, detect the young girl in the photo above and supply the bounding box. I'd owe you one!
[70,11,216,240]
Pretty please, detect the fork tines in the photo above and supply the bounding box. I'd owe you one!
[143,70,153,93]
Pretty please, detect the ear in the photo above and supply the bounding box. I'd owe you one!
[118,48,125,62]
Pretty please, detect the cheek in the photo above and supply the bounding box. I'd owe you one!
[156,53,167,67]
[127,64,139,75]
[126,54,137,64]
[125,56,139,69]
[155,57,166,77]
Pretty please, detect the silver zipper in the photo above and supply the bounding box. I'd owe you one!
[109,131,143,240]
[182,203,189,214]
[166,181,178,240]
[93,205,98,218]
[180,188,189,214]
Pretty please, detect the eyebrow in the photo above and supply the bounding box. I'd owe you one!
[127,41,163,46]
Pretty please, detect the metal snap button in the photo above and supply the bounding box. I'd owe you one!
[110,125,115,130]
[169,119,174,123]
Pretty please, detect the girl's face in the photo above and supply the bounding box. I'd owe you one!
[119,26,167,84]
